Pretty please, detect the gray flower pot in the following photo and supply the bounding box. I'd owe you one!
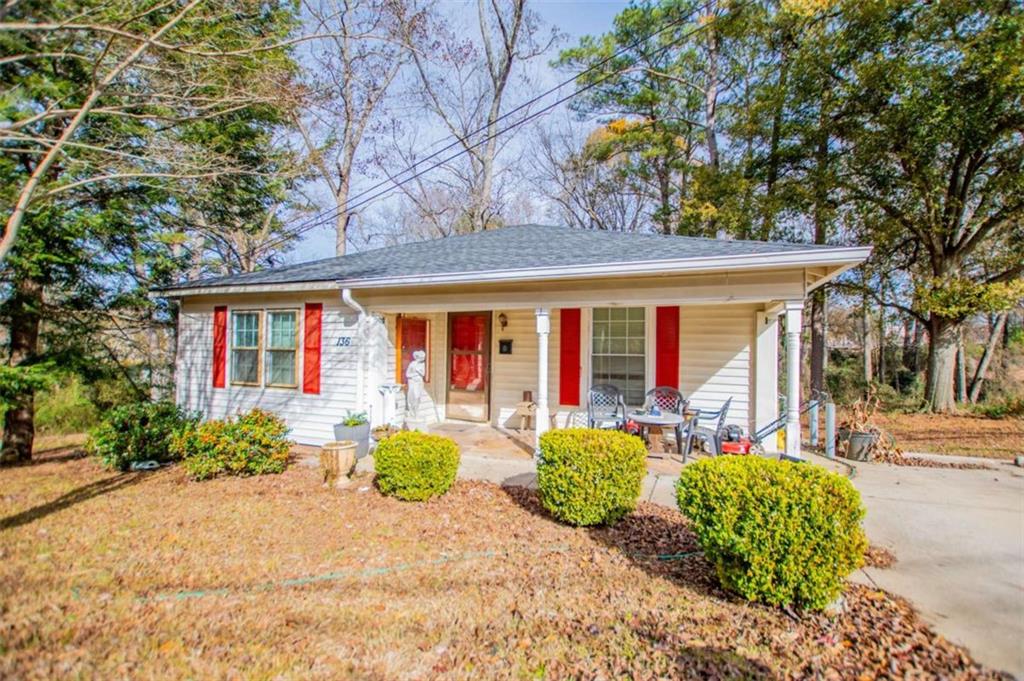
[333,422,371,458]
[843,431,878,462]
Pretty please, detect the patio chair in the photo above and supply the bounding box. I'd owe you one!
[587,384,626,430]
[678,412,699,463]
[643,386,689,455]
[693,397,732,456]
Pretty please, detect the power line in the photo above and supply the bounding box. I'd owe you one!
[252,0,736,258]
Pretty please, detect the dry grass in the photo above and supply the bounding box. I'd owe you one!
[0,449,1005,680]
[870,412,1024,459]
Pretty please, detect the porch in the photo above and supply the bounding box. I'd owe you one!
[370,297,807,458]
[425,421,687,477]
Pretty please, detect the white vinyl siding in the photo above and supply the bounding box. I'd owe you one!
[176,297,361,445]
[489,309,561,429]
[679,303,756,431]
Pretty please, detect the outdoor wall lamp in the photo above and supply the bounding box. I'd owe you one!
[498,312,508,330]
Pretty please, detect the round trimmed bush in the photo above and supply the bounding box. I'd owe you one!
[676,456,867,611]
[373,431,459,501]
[537,428,647,526]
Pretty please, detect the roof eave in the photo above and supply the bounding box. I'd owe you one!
[335,246,873,289]
[152,246,873,298]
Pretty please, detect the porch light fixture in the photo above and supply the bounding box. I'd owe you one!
[498,312,508,330]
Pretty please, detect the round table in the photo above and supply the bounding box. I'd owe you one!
[629,411,688,456]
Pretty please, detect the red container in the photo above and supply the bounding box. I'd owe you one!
[720,438,752,455]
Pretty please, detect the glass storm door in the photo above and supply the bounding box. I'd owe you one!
[446,312,491,422]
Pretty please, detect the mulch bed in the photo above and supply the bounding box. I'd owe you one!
[0,450,1009,679]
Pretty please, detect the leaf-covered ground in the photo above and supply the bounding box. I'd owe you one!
[870,412,1023,459]
[0,450,1007,680]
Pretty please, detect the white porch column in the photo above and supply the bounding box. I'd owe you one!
[784,301,803,459]
[535,307,551,453]
[754,310,780,453]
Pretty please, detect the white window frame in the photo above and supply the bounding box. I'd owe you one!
[229,309,263,387]
[227,305,304,390]
[585,305,653,408]
[264,308,301,389]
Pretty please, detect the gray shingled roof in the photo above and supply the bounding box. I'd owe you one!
[159,224,856,291]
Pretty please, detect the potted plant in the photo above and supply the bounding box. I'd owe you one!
[371,424,399,443]
[334,410,371,458]
[837,391,882,462]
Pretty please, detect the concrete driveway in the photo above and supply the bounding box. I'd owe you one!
[850,457,1024,678]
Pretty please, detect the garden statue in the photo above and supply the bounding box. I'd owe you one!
[405,350,427,424]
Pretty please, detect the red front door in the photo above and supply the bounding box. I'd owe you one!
[446,312,490,422]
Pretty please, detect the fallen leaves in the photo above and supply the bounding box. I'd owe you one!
[0,448,1009,680]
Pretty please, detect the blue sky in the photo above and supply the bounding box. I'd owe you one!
[288,0,630,263]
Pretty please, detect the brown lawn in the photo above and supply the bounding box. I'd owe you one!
[870,412,1024,459]
[0,450,1005,680]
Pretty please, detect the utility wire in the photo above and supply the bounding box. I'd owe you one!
[251,0,737,258]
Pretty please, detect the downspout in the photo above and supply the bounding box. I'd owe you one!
[342,288,366,417]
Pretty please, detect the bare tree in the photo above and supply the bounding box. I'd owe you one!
[394,0,557,233]
[530,120,649,231]
[294,0,429,255]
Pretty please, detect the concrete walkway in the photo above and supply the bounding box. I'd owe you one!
[357,451,1024,677]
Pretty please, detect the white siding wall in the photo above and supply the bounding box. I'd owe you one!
[679,304,757,431]
[490,309,563,428]
[176,296,362,445]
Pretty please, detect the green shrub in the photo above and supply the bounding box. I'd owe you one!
[87,401,196,471]
[537,428,647,527]
[970,395,1024,419]
[373,431,459,501]
[676,456,867,611]
[36,375,99,435]
[171,408,291,481]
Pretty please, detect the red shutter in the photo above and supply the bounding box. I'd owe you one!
[559,308,581,406]
[212,306,227,388]
[303,303,323,394]
[655,306,680,389]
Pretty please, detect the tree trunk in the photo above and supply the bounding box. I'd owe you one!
[877,306,886,385]
[1,277,42,464]
[954,335,967,403]
[968,312,1007,403]
[861,294,873,387]
[810,288,827,394]
[334,174,352,256]
[912,318,925,372]
[925,316,958,413]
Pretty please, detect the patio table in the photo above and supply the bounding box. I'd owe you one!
[629,411,690,457]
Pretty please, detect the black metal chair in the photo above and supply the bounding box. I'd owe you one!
[587,384,626,430]
[693,397,732,455]
[643,386,689,456]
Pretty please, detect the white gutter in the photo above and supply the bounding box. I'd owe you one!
[153,246,872,297]
[341,287,366,316]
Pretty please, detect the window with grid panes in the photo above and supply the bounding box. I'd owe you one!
[591,307,646,406]
[231,311,261,385]
[265,310,298,387]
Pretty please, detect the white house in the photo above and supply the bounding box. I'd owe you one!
[157,224,870,459]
